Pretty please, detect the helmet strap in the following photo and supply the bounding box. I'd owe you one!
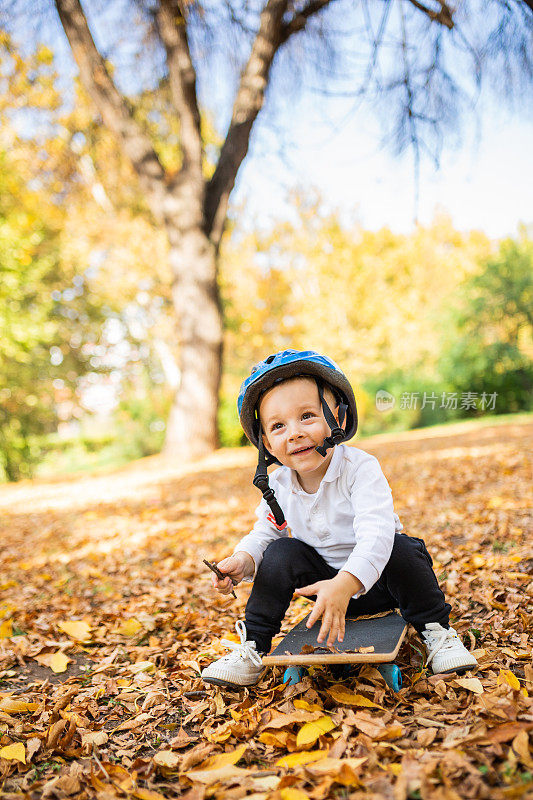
[253,425,287,530]
[315,383,348,457]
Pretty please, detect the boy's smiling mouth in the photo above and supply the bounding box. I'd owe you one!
[290,445,316,455]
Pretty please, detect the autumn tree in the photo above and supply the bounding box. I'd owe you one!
[3,1,532,460]
[439,231,533,411]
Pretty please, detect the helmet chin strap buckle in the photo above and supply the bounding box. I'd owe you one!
[315,427,344,457]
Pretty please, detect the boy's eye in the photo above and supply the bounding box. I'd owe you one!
[302,412,315,420]
[271,422,284,431]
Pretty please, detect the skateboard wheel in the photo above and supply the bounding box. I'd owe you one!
[377,663,402,691]
[283,667,306,685]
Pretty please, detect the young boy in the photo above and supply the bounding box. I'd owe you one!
[201,349,477,687]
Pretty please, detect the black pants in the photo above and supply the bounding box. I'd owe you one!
[245,533,451,654]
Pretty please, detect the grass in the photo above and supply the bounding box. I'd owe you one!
[14,409,533,483]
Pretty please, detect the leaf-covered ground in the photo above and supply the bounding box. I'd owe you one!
[0,419,532,800]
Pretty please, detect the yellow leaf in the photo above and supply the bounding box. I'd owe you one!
[0,620,13,639]
[58,620,91,641]
[0,699,38,713]
[293,698,323,713]
[453,677,484,695]
[50,652,70,674]
[281,789,310,800]
[134,789,169,800]
[35,651,72,673]
[488,497,504,509]
[0,742,26,763]
[259,730,290,747]
[129,661,155,674]
[327,684,383,708]
[498,669,520,691]
[118,618,142,637]
[304,757,368,782]
[296,716,336,748]
[185,765,249,785]
[276,750,329,768]
[153,750,181,769]
[197,744,247,770]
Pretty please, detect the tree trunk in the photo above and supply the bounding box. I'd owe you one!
[163,219,223,459]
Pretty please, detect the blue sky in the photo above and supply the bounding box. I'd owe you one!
[232,94,533,239]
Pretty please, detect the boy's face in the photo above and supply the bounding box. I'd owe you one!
[259,377,340,489]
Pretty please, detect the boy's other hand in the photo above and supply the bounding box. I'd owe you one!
[295,572,363,648]
[212,552,255,594]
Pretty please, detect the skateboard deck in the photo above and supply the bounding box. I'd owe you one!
[262,611,407,666]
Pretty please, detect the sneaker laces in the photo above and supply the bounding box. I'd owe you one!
[422,623,459,665]
[220,620,263,668]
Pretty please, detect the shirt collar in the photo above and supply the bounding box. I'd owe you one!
[289,444,344,494]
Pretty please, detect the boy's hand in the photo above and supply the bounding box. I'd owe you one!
[212,552,255,594]
[294,572,364,648]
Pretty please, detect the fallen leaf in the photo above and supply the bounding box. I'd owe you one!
[512,729,533,768]
[129,661,155,674]
[153,750,181,769]
[0,620,13,638]
[35,651,72,673]
[118,618,143,637]
[0,699,39,713]
[133,789,169,800]
[453,677,484,694]
[196,744,247,770]
[497,669,520,691]
[26,738,41,761]
[0,742,26,763]
[327,684,383,708]
[296,716,336,747]
[280,789,310,800]
[185,764,249,785]
[81,730,108,748]
[58,620,91,641]
[276,750,329,768]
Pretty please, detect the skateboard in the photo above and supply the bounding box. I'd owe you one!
[262,610,407,691]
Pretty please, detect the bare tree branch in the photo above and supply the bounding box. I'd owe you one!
[406,0,455,29]
[155,0,203,175]
[53,0,165,194]
[204,0,335,247]
[204,0,289,246]
[279,0,335,44]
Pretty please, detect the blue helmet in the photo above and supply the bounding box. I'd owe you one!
[238,350,358,530]
[238,349,358,451]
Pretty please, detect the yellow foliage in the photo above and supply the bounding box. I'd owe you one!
[276,749,329,768]
[0,742,26,764]
[296,715,336,747]
[58,620,91,641]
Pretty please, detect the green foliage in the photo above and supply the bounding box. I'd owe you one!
[438,233,533,413]
[218,394,248,449]
[0,146,105,480]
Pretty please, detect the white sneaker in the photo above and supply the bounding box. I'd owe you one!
[201,621,265,687]
[422,623,478,674]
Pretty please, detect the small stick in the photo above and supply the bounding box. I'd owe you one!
[203,559,237,599]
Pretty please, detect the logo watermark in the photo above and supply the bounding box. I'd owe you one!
[375,390,498,413]
[375,390,396,412]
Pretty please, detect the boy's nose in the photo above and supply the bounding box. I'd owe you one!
[287,424,304,440]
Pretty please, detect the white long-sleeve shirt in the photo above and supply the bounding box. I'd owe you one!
[233,443,403,597]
